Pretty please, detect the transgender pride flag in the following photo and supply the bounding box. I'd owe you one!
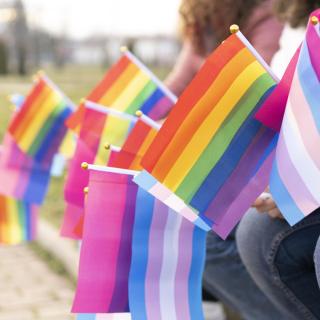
[270,18,320,225]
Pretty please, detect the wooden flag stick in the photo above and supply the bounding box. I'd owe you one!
[104,143,121,152]
[81,162,139,176]
[135,110,161,130]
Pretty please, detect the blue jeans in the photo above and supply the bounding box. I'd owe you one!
[237,208,320,320]
[203,222,285,320]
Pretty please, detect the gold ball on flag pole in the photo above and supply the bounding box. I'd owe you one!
[230,24,240,34]
[104,143,111,150]
[135,110,143,117]
[120,46,128,53]
[311,16,319,25]
[81,162,89,170]
[83,187,89,194]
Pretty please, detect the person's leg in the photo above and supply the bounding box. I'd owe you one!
[237,208,320,320]
[203,227,285,320]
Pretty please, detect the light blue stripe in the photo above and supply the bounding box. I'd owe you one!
[298,40,320,134]
[270,160,305,225]
[77,314,96,320]
[133,170,157,190]
[129,188,154,320]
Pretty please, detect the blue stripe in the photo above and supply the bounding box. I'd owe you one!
[270,160,305,225]
[298,40,320,133]
[24,202,32,241]
[34,106,72,162]
[129,188,155,320]
[188,226,206,320]
[77,314,96,320]
[140,88,165,115]
[133,170,158,190]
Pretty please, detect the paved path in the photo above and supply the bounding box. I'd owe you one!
[0,244,75,320]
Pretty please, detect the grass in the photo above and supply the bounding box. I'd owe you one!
[0,63,170,229]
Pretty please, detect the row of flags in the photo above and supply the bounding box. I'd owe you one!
[0,9,319,319]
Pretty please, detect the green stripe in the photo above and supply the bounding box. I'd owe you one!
[176,73,275,202]
[17,201,26,241]
[29,100,65,156]
[125,80,157,114]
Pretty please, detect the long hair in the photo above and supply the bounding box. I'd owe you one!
[179,0,265,54]
[274,0,320,27]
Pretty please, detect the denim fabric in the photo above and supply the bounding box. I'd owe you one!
[314,237,320,291]
[237,208,320,320]
[203,226,286,320]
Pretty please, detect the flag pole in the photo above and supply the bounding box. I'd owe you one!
[85,100,137,122]
[135,110,161,130]
[120,46,178,104]
[81,162,139,176]
[104,143,122,153]
[230,24,280,83]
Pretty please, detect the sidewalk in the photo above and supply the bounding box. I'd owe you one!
[0,244,75,320]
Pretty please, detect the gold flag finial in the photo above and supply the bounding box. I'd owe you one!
[83,187,89,194]
[230,24,240,34]
[120,46,128,53]
[81,162,89,170]
[311,16,319,25]
[104,143,111,150]
[135,110,143,117]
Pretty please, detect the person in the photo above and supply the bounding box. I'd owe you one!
[235,2,320,319]
[161,1,284,319]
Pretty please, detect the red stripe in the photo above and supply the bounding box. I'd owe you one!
[141,34,244,172]
[9,79,46,133]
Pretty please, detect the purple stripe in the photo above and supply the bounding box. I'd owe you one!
[108,178,138,312]
[205,127,274,223]
[174,218,193,320]
[148,96,174,120]
[276,130,318,213]
[145,199,168,320]
[213,151,274,239]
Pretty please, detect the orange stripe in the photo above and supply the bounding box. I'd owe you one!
[141,34,245,172]
[151,47,255,181]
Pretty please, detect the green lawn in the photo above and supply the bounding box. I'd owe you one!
[0,64,170,228]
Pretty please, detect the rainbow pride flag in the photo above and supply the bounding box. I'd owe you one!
[72,167,138,313]
[77,314,131,320]
[0,134,51,204]
[270,18,320,225]
[61,103,136,239]
[66,48,177,131]
[134,31,277,238]
[129,188,206,320]
[9,73,74,162]
[0,195,38,245]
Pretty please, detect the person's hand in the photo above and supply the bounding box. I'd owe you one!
[252,194,284,220]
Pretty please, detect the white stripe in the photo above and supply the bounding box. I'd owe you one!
[282,103,320,202]
[95,313,132,320]
[123,50,178,103]
[88,164,139,176]
[85,100,137,122]
[315,24,320,37]
[159,212,182,320]
[236,31,279,82]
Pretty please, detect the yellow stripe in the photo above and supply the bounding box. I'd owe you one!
[19,91,61,151]
[59,131,76,159]
[163,61,266,190]
[13,86,51,140]
[7,198,21,244]
[98,63,139,107]
[94,115,131,165]
[111,71,150,111]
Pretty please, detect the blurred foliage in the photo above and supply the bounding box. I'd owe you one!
[0,64,170,228]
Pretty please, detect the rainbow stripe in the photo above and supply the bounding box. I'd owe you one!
[129,188,206,320]
[62,104,136,239]
[66,50,176,131]
[0,195,38,245]
[135,33,277,237]
[9,75,73,162]
[270,21,320,225]
[0,134,51,204]
[72,169,138,313]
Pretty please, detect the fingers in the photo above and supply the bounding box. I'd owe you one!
[252,197,277,213]
[268,208,284,219]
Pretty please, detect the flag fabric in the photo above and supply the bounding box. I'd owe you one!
[72,167,138,313]
[77,314,131,320]
[129,188,206,320]
[134,32,277,238]
[8,74,74,162]
[110,116,159,170]
[0,194,38,245]
[66,49,177,131]
[270,19,320,225]
[0,134,51,204]
[61,103,136,239]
